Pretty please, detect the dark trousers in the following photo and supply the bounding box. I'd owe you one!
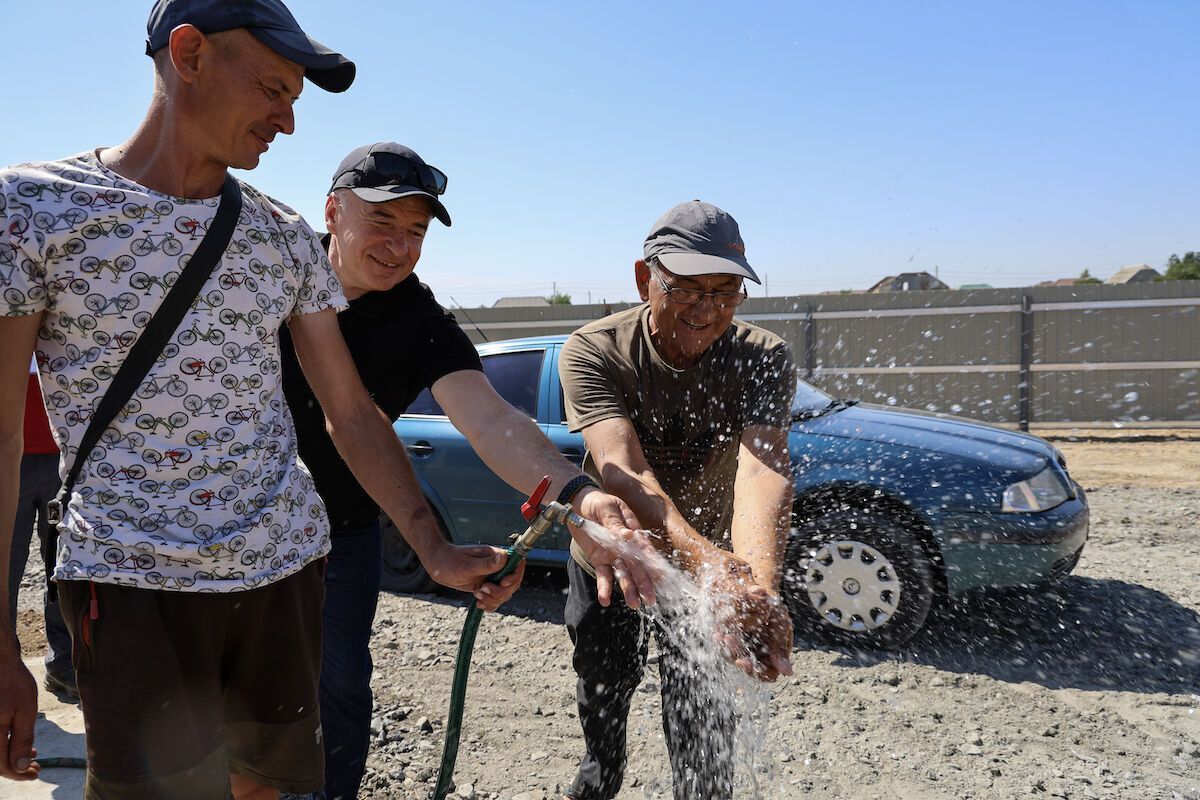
[565,558,736,800]
[6,453,72,677]
[317,522,382,800]
[59,562,327,798]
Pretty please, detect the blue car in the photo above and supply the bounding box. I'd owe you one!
[387,335,1088,647]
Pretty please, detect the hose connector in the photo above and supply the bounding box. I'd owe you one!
[513,499,583,556]
[513,476,587,556]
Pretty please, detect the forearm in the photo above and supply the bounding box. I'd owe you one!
[0,315,41,656]
[324,403,444,560]
[0,441,21,654]
[599,464,729,576]
[730,470,793,591]
[461,404,581,498]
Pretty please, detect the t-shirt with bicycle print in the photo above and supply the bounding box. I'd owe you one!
[0,151,346,593]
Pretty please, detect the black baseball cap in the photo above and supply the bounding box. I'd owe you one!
[329,143,452,227]
[145,0,356,93]
[643,200,760,284]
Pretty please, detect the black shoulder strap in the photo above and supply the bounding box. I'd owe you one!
[50,174,243,523]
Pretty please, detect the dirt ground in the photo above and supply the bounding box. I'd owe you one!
[14,439,1200,799]
[1052,440,1200,490]
[1034,426,1199,483]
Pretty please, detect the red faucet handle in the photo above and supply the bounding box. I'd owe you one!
[521,475,553,521]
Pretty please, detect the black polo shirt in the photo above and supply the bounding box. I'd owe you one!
[281,252,482,533]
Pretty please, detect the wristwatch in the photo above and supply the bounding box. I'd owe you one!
[556,474,599,507]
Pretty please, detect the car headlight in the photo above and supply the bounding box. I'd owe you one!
[1002,466,1070,513]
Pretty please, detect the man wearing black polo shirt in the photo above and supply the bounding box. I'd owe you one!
[280,143,662,800]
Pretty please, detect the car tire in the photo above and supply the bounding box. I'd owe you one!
[782,507,935,649]
[379,507,443,594]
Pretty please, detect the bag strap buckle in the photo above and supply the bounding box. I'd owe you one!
[47,498,63,526]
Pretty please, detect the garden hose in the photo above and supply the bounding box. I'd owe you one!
[35,757,87,769]
[432,546,523,800]
[434,477,581,800]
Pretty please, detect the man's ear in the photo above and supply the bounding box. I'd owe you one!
[168,24,208,85]
[635,259,651,302]
[324,193,341,234]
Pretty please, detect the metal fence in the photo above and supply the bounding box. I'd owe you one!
[452,280,1200,426]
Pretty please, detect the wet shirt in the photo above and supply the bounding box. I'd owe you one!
[560,304,795,559]
[280,260,482,533]
[0,151,344,592]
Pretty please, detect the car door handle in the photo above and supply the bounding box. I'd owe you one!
[406,441,435,457]
[559,447,583,464]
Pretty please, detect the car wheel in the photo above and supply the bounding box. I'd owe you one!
[782,507,935,649]
[379,508,442,594]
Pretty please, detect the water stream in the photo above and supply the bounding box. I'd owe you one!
[571,518,783,798]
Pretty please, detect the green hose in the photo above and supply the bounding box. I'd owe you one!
[36,757,87,769]
[433,544,526,800]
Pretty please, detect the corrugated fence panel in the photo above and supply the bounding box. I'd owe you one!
[812,371,1020,425]
[1034,368,1200,423]
[813,311,1020,368]
[1036,306,1200,364]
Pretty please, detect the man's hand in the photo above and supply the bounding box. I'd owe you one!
[569,486,667,609]
[730,589,794,682]
[0,653,39,781]
[423,542,526,612]
[705,555,795,682]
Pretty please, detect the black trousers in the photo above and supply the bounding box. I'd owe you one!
[565,558,736,800]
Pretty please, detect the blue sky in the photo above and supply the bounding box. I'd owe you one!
[2,1,1196,305]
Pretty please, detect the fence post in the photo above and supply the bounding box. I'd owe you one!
[1019,295,1034,431]
[804,304,817,379]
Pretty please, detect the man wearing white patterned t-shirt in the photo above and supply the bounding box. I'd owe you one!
[0,2,618,797]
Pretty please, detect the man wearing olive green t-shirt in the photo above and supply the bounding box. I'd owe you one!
[559,200,796,800]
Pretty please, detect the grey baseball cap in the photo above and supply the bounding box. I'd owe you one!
[643,200,759,284]
[145,0,356,93]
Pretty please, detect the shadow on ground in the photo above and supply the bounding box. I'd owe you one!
[818,575,1200,696]
[389,571,1200,697]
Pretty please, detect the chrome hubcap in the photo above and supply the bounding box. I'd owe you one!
[803,539,901,632]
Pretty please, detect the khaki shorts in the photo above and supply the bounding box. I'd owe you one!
[59,560,326,799]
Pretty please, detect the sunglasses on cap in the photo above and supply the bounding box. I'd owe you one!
[336,151,448,196]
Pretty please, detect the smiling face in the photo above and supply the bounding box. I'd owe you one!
[192,29,305,170]
[636,259,743,368]
[326,191,433,299]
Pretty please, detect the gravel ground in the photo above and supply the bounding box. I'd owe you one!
[15,443,1200,799]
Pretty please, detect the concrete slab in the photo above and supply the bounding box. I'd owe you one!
[0,658,86,799]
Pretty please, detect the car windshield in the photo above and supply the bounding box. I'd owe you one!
[792,376,832,416]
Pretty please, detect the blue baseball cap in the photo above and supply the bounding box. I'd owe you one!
[146,0,355,93]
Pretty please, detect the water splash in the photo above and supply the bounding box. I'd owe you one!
[572,517,782,798]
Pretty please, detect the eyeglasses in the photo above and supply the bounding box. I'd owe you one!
[649,263,748,308]
[339,152,448,196]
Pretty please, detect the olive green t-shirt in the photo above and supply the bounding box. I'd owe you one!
[560,304,795,570]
